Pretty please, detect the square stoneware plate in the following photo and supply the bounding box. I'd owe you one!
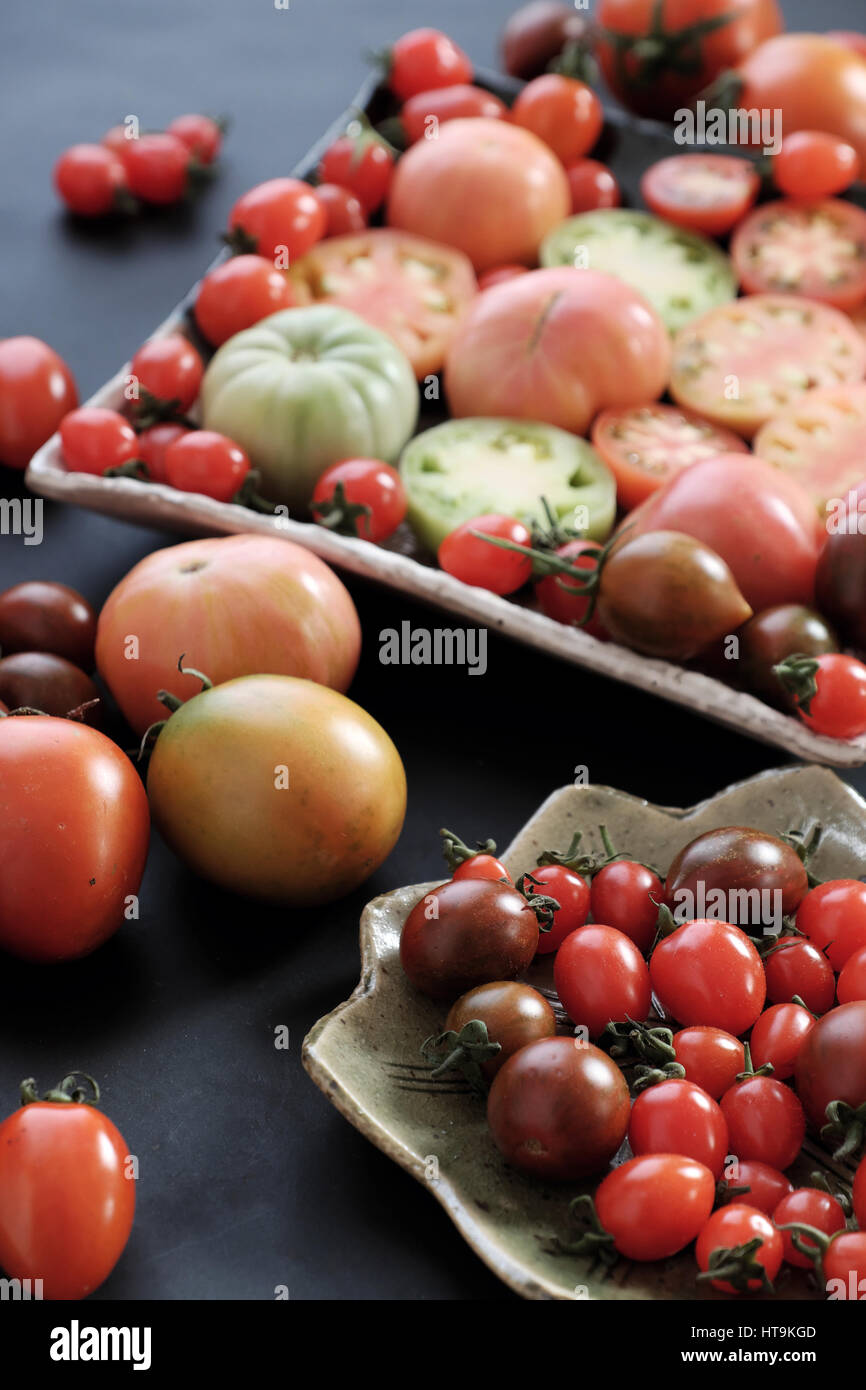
[303,765,863,1301]
[25,73,866,769]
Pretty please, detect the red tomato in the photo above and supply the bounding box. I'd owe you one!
[589,860,662,953]
[554,923,651,1036]
[824,1232,866,1297]
[773,131,859,200]
[794,1000,866,1137]
[477,265,530,292]
[439,515,533,596]
[696,1204,783,1293]
[595,1154,716,1261]
[827,31,866,61]
[0,336,77,470]
[718,1158,792,1216]
[314,183,367,237]
[535,539,608,638]
[783,653,866,741]
[0,717,149,960]
[764,935,836,1015]
[53,144,128,217]
[838,946,866,1005]
[401,85,507,144]
[166,113,222,164]
[129,334,203,413]
[651,919,766,1035]
[311,458,407,543]
[721,1066,806,1170]
[122,132,190,204]
[566,159,621,213]
[318,130,394,214]
[193,255,296,347]
[136,422,190,484]
[0,1080,135,1298]
[773,1188,847,1269]
[855,1156,866,1228]
[227,178,326,262]
[592,405,748,512]
[511,75,603,165]
[732,200,866,312]
[60,407,138,476]
[796,879,866,972]
[524,863,590,955]
[641,155,760,237]
[452,855,512,885]
[628,1079,729,1177]
[387,28,472,102]
[387,119,570,273]
[102,125,132,157]
[673,1026,745,1100]
[749,1002,815,1080]
[163,430,250,503]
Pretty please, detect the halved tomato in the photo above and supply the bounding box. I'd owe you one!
[289,229,477,379]
[670,295,866,439]
[731,199,866,311]
[641,155,760,239]
[592,404,749,511]
[754,384,866,517]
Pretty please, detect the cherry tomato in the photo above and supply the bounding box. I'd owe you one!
[501,2,589,81]
[0,653,101,724]
[718,1159,792,1216]
[400,878,538,1000]
[53,144,128,217]
[318,130,394,214]
[797,879,866,972]
[794,1000,866,1137]
[511,75,603,165]
[673,1026,745,1100]
[594,1154,716,1261]
[566,158,621,213]
[650,919,766,1035]
[163,430,250,503]
[0,582,96,669]
[444,981,556,1080]
[854,1156,866,1228]
[590,860,663,954]
[387,28,473,103]
[824,1232,866,1298]
[739,605,838,712]
[0,336,77,470]
[838,946,866,1005]
[535,539,607,638]
[129,333,203,413]
[311,458,407,543]
[122,132,190,204]
[696,1204,783,1293]
[764,935,836,1015]
[554,924,651,1036]
[665,826,808,929]
[0,1077,135,1299]
[438,515,533,596]
[401,85,507,145]
[749,1002,815,1081]
[641,155,759,237]
[102,125,132,157]
[452,855,513,885]
[193,255,296,347]
[773,131,860,200]
[227,178,326,262]
[136,422,191,484]
[166,113,222,164]
[773,1188,847,1269]
[314,183,367,237]
[721,1066,806,1170]
[60,407,138,476]
[628,1079,729,1178]
[477,265,530,292]
[525,863,590,955]
[487,1036,630,1180]
[786,653,866,740]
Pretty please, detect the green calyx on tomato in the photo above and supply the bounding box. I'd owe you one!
[440,826,499,873]
[420,1021,501,1094]
[20,1073,101,1107]
[821,1099,866,1164]
[553,1192,619,1266]
[773,652,820,716]
[599,6,739,90]
[309,479,372,537]
[695,1234,776,1295]
[136,654,213,762]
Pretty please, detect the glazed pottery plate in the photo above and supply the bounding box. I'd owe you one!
[303,766,862,1301]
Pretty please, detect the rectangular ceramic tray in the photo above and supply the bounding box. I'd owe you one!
[26,70,866,769]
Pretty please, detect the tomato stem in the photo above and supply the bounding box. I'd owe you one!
[696,1235,775,1293]
[420,1022,501,1094]
[552,1193,618,1266]
[440,827,499,871]
[821,1099,866,1162]
[311,480,373,538]
[515,872,562,932]
[20,1073,101,1107]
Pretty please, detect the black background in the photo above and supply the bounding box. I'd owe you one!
[0,0,863,1301]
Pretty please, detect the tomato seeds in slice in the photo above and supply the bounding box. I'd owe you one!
[754,383,866,518]
[732,199,866,311]
[591,403,749,511]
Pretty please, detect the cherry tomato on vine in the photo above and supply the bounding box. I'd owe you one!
[773,1187,847,1269]
[387,28,473,103]
[163,430,250,503]
[763,935,836,1014]
[525,863,590,955]
[721,1063,806,1170]
[554,924,651,1036]
[318,130,394,214]
[314,183,367,237]
[400,85,507,145]
[60,407,138,476]
[136,422,191,484]
[696,1204,783,1294]
[590,860,662,953]
[452,855,512,885]
[838,946,866,1005]
[0,336,77,471]
[167,113,223,164]
[787,653,866,740]
[53,144,128,217]
[594,1154,716,1261]
[628,1078,729,1178]
[566,158,621,213]
[673,1026,745,1100]
[400,878,538,1000]
[641,155,759,237]
[718,1159,792,1216]
[796,878,866,972]
[445,981,556,1080]
[129,334,203,413]
[477,264,529,292]
[122,132,190,204]
[227,178,326,262]
[534,539,607,637]
[650,919,766,1035]
[438,515,533,596]
[193,255,296,347]
[773,131,860,200]
[512,75,603,166]
[749,1001,815,1080]
[311,458,407,542]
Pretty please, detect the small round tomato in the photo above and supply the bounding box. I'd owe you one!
[731,200,866,312]
[773,131,860,199]
[535,539,607,638]
[781,652,866,740]
[824,1232,866,1296]
[628,1079,729,1178]
[163,430,249,503]
[553,924,651,1036]
[102,125,132,157]
[400,878,538,1000]
[318,129,394,214]
[193,254,296,347]
[445,981,556,1080]
[53,144,128,217]
[566,158,621,213]
[641,155,760,237]
[438,515,533,596]
[665,825,809,929]
[0,336,77,470]
[0,651,100,723]
[764,935,836,1014]
[773,1188,847,1269]
[311,458,407,542]
[838,946,866,1005]
[501,1,589,81]
[387,28,473,102]
[797,879,866,972]
[60,407,138,476]
[166,113,222,164]
[452,856,511,884]
[718,1159,793,1217]
[650,919,766,1035]
[136,422,191,484]
[749,1002,815,1080]
[739,605,838,712]
[487,1036,630,1180]
[594,1154,716,1261]
[122,132,190,204]
[314,183,367,237]
[511,75,603,165]
[794,1000,866,1138]
[590,860,662,954]
[525,863,590,955]
[0,582,96,670]
[721,1064,807,1170]
[696,1204,783,1294]
[401,85,507,144]
[477,265,530,292]
[227,178,326,262]
[129,334,203,413]
[673,1026,745,1100]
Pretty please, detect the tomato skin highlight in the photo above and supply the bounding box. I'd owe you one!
[445,982,556,1080]
[439,515,533,596]
[773,1188,847,1269]
[673,1026,745,1100]
[628,1079,729,1178]
[590,860,662,953]
[388,28,473,102]
[773,131,860,199]
[228,178,326,262]
[794,653,866,741]
[60,407,139,476]
[718,1159,792,1216]
[696,1203,783,1293]
[401,878,538,1000]
[0,336,77,470]
[650,919,766,1035]
[838,946,866,1005]
[194,255,296,348]
[749,1002,815,1081]
[554,924,651,1036]
[595,1153,716,1261]
[54,143,128,217]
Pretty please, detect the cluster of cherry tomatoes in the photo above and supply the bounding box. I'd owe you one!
[400,819,866,1296]
[54,113,223,216]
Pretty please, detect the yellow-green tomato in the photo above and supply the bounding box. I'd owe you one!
[147,674,406,905]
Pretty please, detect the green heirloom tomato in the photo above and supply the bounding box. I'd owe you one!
[200,305,418,512]
[399,417,616,553]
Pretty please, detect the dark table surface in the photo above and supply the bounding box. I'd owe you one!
[1,0,864,1301]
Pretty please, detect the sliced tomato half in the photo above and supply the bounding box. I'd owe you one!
[731,199,866,311]
[591,404,749,512]
[289,228,477,379]
[754,383,866,518]
[641,155,760,239]
[671,294,866,439]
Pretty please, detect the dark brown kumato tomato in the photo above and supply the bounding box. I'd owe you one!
[401,878,538,1000]
[486,1036,630,1180]
[665,826,809,928]
[0,652,101,724]
[817,481,866,653]
[445,982,556,1079]
[794,1001,866,1138]
[738,605,838,709]
[0,582,97,669]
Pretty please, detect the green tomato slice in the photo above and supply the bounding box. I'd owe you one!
[399,417,616,554]
[539,209,737,335]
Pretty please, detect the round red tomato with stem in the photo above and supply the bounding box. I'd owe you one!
[441,982,556,1082]
[166,113,222,164]
[439,515,533,596]
[554,923,651,1036]
[0,653,101,725]
[590,860,663,953]
[535,538,608,637]
[314,183,366,237]
[0,716,149,961]
[794,1001,866,1157]
[0,581,96,669]
[487,1036,630,1180]
[440,827,512,886]
[227,178,326,262]
[628,1078,729,1177]
[400,85,507,144]
[773,1188,847,1269]
[193,255,296,347]
[566,159,621,213]
[122,132,190,204]
[522,863,590,955]
[318,124,394,214]
[60,407,139,476]
[673,1026,745,1100]
[0,1074,135,1299]
[763,935,836,1014]
[749,1001,815,1080]
[511,75,603,165]
[129,334,203,418]
[665,824,810,929]
[311,458,407,543]
[696,1203,783,1294]
[400,878,540,1000]
[592,405,748,513]
[54,144,129,217]
[839,946,866,1005]
[718,1158,792,1216]
[136,422,191,484]
[0,336,77,470]
[721,1042,807,1170]
[796,879,866,972]
[386,28,472,102]
[641,155,760,238]
[773,131,860,199]
[650,918,766,1035]
[163,430,250,503]
[732,200,866,312]
[777,652,866,741]
[586,1154,716,1261]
